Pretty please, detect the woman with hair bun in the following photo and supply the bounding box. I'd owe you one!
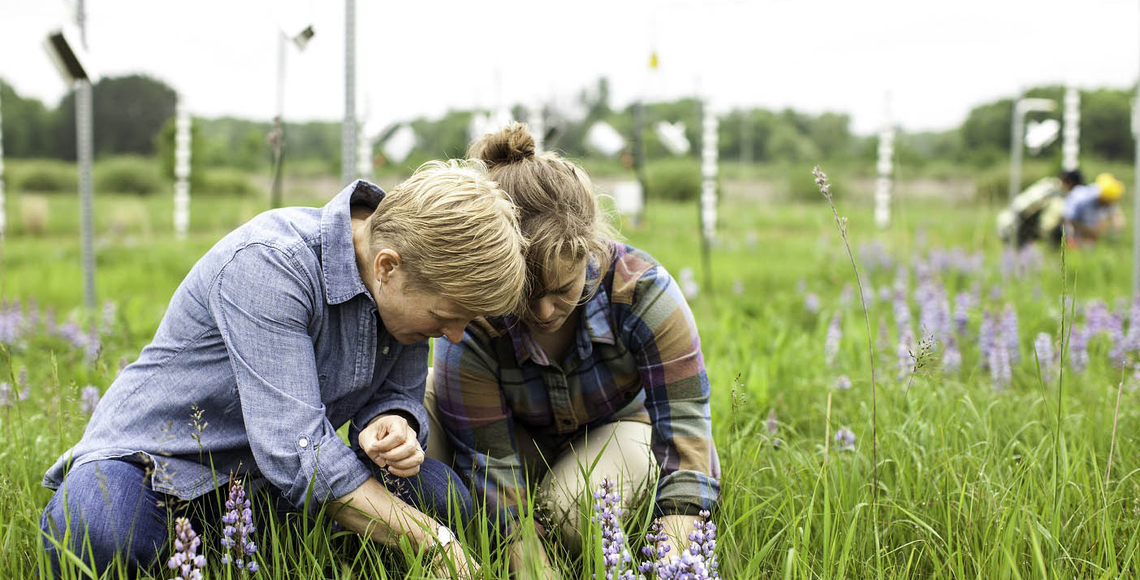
[428,123,720,574]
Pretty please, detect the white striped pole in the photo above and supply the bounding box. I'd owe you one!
[699,101,718,292]
[173,97,191,238]
[700,105,718,242]
[340,0,357,185]
[874,93,894,229]
[1062,86,1080,171]
[530,101,545,153]
[356,124,372,180]
[0,87,6,239]
[1132,90,1140,298]
[76,0,96,312]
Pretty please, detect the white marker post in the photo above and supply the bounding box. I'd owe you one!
[173,98,191,238]
[0,87,6,240]
[1132,91,1140,298]
[699,102,718,292]
[356,126,372,180]
[341,0,357,186]
[1008,97,1057,200]
[1062,86,1080,171]
[874,99,894,229]
[530,101,545,153]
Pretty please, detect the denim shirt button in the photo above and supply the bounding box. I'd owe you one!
[298,437,309,448]
[382,346,390,355]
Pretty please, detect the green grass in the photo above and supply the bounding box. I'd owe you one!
[1,180,1138,579]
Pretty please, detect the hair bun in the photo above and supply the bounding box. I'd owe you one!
[471,122,536,167]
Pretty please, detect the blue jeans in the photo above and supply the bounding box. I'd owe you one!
[40,457,473,578]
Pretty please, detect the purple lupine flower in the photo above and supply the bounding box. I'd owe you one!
[878,285,892,304]
[731,279,744,296]
[1001,305,1020,363]
[897,330,915,381]
[167,517,206,580]
[0,383,11,408]
[893,286,912,338]
[764,409,781,448]
[942,336,962,374]
[765,410,778,435]
[989,328,1012,390]
[642,511,718,580]
[1069,325,1089,374]
[220,476,259,573]
[824,313,842,367]
[591,478,634,580]
[834,375,851,390]
[79,385,101,415]
[1033,333,1056,381]
[101,300,118,334]
[979,310,995,370]
[952,291,972,337]
[839,285,854,308]
[835,428,856,451]
[1107,311,1129,367]
[1124,295,1140,356]
[639,520,671,577]
[686,511,719,580]
[805,293,820,314]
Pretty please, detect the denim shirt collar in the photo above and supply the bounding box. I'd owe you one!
[320,180,386,305]
[507,260,616,366]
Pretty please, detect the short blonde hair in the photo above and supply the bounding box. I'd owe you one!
[468,123,619,317]
[368,160,527,316]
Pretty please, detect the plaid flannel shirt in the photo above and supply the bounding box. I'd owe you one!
[432,243,720,527]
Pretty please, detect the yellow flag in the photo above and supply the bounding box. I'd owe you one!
[649,51,659,69]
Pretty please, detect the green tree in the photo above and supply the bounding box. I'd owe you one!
[0,79,59,158]
[56,74,177,159]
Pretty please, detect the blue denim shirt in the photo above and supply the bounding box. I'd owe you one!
[44,180,430,509]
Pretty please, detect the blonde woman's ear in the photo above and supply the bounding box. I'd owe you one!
[374,249,402,284]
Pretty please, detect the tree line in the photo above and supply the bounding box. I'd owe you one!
[2,75,1136,175]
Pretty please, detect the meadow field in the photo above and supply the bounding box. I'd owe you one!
[2,176,1139,579]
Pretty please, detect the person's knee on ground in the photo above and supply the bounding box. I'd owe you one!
[536,421,657,555]
[40,460,168,577]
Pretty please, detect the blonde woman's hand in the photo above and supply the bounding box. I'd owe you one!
[359,414,424,477]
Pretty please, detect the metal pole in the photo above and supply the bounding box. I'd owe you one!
[173,97,191,238]
[1009,98,1024,201]
[77,0,96,312]
[341,0,356,186]
[739,110,752,165]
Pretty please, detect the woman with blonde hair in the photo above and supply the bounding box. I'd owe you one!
[428,124,720,574]
[42,162,526,579]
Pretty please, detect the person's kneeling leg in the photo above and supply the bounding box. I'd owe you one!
[40,460,168,578]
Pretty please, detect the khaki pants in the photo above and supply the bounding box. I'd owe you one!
[424,369,657,554]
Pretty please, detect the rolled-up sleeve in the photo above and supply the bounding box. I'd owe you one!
[210,244,372,509]
[349,341,431,451]
[432,333,525,532]
[621,266,721,516]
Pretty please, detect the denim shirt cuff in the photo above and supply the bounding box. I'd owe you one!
[293,432,373,510]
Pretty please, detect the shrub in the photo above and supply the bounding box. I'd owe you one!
[11,159,78,193]
[94,156,166,195]
[645,158,702,201]
[784,166,848,203]
[199,169,263,197]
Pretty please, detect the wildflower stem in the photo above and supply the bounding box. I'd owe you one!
[812,166,880,576]
[1105,364,1126,487]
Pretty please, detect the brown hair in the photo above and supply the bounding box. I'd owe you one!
[468,123,619,320]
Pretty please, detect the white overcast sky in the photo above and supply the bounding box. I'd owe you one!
[1,0,1138,135]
